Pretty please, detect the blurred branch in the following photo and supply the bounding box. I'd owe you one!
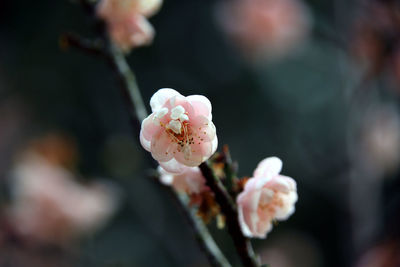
[65,1,232,266]
[178,193,231,267]
[199,161,260,267]
[153,175,231,267]
[61,34,146,132]
[106,43,147,123]
[61,33,104,56]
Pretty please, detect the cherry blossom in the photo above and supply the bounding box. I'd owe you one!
[96,0,162,51]
[237,157,297,238]
[158,165,207,194]
[140,88,218,173]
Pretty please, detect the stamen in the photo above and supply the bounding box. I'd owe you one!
[171,105,185,120]
[180,114,189,121]
[168,120,182,134]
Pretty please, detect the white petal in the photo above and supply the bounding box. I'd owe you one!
[157,166,174,185]
[138,0,163,17]
[211,135,218,155]
[267,175,295,193]
[244,176,271,191]
[151,130,175,162]
[150,88,181,112]
[141,114,159,141]
[154,107,169,120]
[274,191,298,220]
[187,95,212,120]
[140,130,151,151]
[238,204,254,238]
[159,158,189,174]
[237,189,262,237]
[253,157,282,178]
[247,190,262,237]
[129,16,155,47]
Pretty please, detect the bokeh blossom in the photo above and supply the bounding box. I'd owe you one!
[216,0,311,61]
[237,157,297,238]
[7,140,119,245]
[96,0,162,51]
[158,165,207,194]
[358,106,400,175]
[140,88,218,173]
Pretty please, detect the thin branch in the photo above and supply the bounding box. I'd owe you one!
[153,176,231,267]
[61,33,104,56]
[106,43,148,123]
[65,1,232,266]
[185,201,231,267]
[199,162,260,267]
[62,34,147,132]
[222,145,235,194]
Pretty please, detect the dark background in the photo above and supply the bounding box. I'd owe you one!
[0,0,399,266]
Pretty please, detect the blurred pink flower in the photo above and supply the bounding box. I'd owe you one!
[7,153,119,245]
[96,0,162,51]
[140,88,218,173]
[158,165,207,194]
[357,106,400,175]
[216,0,311,61]
[237,157,297,238]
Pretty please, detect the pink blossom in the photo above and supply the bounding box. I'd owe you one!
[7,153,119,245]
[96,0,162,51]
[140,88,218,173]
[158,165,207,194]
[237,157,297,238]
[216,0,311,61]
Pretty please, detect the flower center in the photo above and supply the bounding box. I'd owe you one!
[154,104,209,160]
[170,105,189,121]
[167,105,189,134]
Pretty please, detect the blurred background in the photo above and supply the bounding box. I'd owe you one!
[1,0,400,266]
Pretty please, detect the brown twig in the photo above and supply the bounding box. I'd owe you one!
[221,145,235,194]
[106,43,148,123]
[200,161,260,267]
[61,33,104,56]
